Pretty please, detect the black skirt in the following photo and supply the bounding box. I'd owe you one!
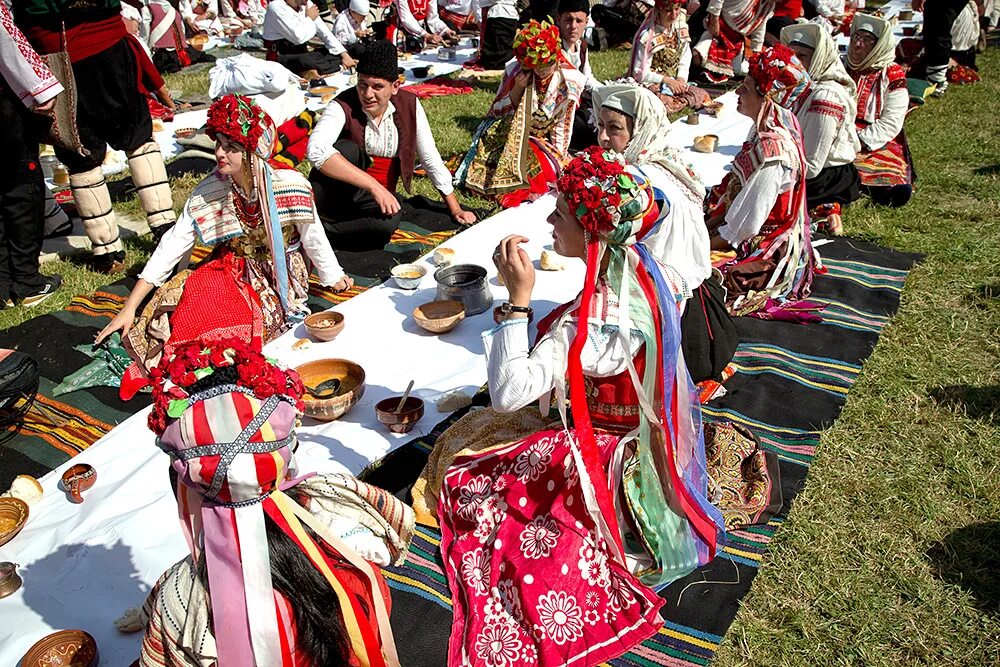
[681,276,739,384]
[805,162,862,209]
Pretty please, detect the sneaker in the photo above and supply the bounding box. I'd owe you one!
[931,81,949,97]
[20,275,62,308]
[92,250,126,274]
[2,297,14,309]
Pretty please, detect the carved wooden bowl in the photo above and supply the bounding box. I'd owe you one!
[21,629,99,667]
[413,300,466,334]
[0,498,28,547]
[296,359,365,422]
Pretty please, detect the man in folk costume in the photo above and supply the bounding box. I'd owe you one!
[12,0,177,273]
[333,0,374,59]
[558,0,600,150]
[131,338,411,667]
[691,0,776,82]
[780,22,861,236]
[0,1,64,308]
[438,0,478,32]
[914,0,972,96]
[390,0,457,48]
[307,40,476,251]
[262,0,357,76]
[706,45,820,319]
[845,13,915,208]
[144,0,215,73]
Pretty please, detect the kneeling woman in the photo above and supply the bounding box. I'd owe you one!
[706,45,818,318]
[455,19,585,209]
[133,339,409,666]
[593,83,737,383]
[438,148,730,666]
[846,14,915,208]
[96,94,352,398]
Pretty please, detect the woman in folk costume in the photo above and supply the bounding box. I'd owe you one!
[706,45,819,319]
[436,148,733,666]
[691,0,776,82]
[780,22,862,235]
[628,0,715,114]
[593,83,737,384]
[455,20,586,209]
[131,338,410,666]
[845,13,915,208]
[96,94,352,398]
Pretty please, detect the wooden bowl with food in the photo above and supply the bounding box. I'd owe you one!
[295,359,365,422]
[0,497,28,547]
[304,311,345,342]
[391,263,427,290]
[413,299,465,334]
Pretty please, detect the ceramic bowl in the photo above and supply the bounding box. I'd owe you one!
[413,300,466,334]
[308,85,338,96]
[173,127,198,140]
[296,359,365,422]
[61,464,96,504]
[375,396,424,434]
[0,498,29,547]
[304,311,345,342]
[391,263,427,290]
[21,629,99,667]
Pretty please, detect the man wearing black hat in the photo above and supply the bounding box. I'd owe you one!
[307,40,476,251]
[558,0,599,149]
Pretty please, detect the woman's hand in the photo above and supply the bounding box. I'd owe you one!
[331,275,354,292]
[452,208,477,226]
[95,306,138,345]
[493,235,535,306]
[664,77,689,95]
[368,181,401,216]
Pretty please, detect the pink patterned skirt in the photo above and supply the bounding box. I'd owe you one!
[439,428,664,667]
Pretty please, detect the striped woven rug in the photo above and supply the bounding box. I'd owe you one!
[358,236,920,666]
[0,204,467,488]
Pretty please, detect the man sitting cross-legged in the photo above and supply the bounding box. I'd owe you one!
[307,40,476,251]
[263,0,357,76]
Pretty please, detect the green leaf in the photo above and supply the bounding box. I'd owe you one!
[167,399,190,419]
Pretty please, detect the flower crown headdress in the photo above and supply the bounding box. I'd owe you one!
[556,146,645,238]
[513,19,561,69]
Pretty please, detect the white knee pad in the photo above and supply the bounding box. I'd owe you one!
[127,141,177,231]
[69,167,122,255]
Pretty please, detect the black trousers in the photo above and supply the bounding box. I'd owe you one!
[681,277,738,384]
[591,5,644,47]
[479,17,517,69]
[0,86,47,302]
[151,46,216,75]
[54,38,153,174]
[569,103,597,151]
[276,50,343,76]
[805,163,861,209]
[923,0,969,82]
[308,140,402,251]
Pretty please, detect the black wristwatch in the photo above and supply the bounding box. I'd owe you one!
[494,302,534,324]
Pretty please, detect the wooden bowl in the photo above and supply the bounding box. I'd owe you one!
[21,629,99,667]
[0,497,28,547]
[304,311,345,342]
[295,359,365,422]
[413,300,465,334]
[375,396,424,433]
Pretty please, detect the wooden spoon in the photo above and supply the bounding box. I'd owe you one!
[395,380,415,414]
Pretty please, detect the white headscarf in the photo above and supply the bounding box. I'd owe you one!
[350,0,370,15]
[781,22,856,94]
[847,13,896,71]
[592,82,705,199]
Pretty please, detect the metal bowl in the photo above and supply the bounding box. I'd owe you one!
[433,264,493,315]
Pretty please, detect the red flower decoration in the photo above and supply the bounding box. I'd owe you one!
[556,147,639,237]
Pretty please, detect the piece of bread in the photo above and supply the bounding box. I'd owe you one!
[436,390,473,412]
[2,474,43,505]
[539,250,565,271]
[152,119,165,133]
[292,339,312,351]
[114,607,145,633]
[433,247,455,266]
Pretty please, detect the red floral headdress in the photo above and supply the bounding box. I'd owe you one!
[747,44,811,107]
[513,19,561,69]
[556,146,645,238]
[206,93,277,160]
[148,337,304,435]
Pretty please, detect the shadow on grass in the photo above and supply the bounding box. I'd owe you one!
[973,164,1000,177]
[453,114,486,135]
[108,155,216,204]
[926,522,1000,615]
[929,384,1000,423]
[969,282,1000,307]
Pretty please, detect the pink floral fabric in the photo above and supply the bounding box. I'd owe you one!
[439,428,664,667]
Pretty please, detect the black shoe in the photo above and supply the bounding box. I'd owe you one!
[150,222,175,245]
[20,275,62,308]
[93,250,126,274]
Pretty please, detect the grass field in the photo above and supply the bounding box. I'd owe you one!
[2,44,997,665]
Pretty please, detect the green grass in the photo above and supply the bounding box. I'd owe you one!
[3,45,999,665]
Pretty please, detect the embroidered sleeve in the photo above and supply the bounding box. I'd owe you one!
[0,2,64,107]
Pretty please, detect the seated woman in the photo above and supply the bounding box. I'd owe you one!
[593,83,737,383]
[131,339,411,666]
[421,148,778,666]
[455,19,586,209]
[96,94,352,398]
[845,14,915,208]
[706,45,818,318]
[629,0,714,114]
[780,22,862,235]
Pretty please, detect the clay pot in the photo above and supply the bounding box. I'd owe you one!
[295,359,366,422]
[375,396,424,434]
[0,561,22,599]
[21,629,99,667]
[61,464,96,504]
[304,311,346,342]
[413,300,466,334]
[686,112,700,125]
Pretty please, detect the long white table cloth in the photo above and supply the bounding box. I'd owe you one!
[5,80,753,663]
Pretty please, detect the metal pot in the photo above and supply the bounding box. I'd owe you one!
[434,264,493,315]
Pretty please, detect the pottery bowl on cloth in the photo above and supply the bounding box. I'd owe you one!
[304,311,346,342]
[413,299,466,334]
[296,359,366,422]
[21,629,99,667]
[0,498,28,547]
[375,396,424,434]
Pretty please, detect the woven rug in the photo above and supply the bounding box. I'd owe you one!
[356,236,921,666]
[0,196,472,488]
